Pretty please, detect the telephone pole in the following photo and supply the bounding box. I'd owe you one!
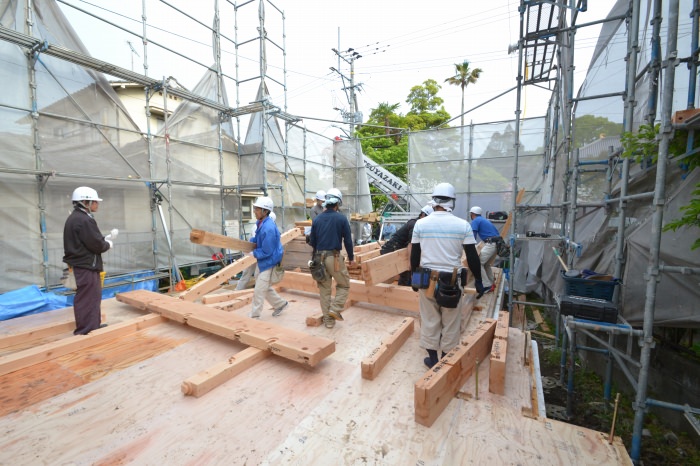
[330,48,363,136]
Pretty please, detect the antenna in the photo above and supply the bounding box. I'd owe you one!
[127,40,140,72]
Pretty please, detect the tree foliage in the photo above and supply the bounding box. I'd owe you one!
[444,60,482,126]
[406,79,445,114]
[574,115,623,148]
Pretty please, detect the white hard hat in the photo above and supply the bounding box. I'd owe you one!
[72,186,102,202]
[315,190,326,201]
[431,182,456,199]
[324,188,343,206]
[470,206,483,215]
[420,205,434,216]
[253,196,274,212]
[269,212,277,222]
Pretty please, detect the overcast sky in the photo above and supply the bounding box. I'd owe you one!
[59,0,613,137]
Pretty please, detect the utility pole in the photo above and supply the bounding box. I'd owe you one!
[330,48,363,136]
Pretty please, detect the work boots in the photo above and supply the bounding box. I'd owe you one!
[323,314,335,328]
[423,349,439,369]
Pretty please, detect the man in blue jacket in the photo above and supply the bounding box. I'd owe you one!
[248,197,288,318]
[469,206,501,294]
[308,188,356,328]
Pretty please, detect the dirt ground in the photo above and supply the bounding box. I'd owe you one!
[532,333,700,466]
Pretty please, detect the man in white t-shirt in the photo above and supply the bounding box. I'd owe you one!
[411,182,485,368]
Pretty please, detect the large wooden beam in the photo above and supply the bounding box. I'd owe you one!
[116,290,334,367]
[277,271,419,313]
[0,314,165,377]
[181,347,271,397]
[181,228,304,301]
[361,317,414,380]
[360,248,409,286]
[489,311,510,395]
[0,320,75,349]
[190,229,255,252]
[414,319,496,427]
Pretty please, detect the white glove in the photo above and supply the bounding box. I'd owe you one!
[106,239,114,249]
[110,228,119,240]
[246,251,255,257]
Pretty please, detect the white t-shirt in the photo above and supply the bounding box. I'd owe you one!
[411,210,477,273]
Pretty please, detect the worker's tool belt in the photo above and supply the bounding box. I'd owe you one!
[483,236,502,244]
[496,237,510,258]
[433,269,463,308]
[309,251,329,282]
[411,267,431,289]
[61,266,77,290]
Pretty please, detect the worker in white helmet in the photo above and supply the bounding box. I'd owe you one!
[247,197,287,318]
[236,212,277,290]
[380,205,433,286]
[308,188,356,328]
[410,182,485,368]
[469,206,501,294]
[310,190,326,221]
[63,186,117,335]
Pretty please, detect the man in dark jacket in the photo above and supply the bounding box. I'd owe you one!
[309,188,356,328]
[63,186,115,335]
[380,205,433,285]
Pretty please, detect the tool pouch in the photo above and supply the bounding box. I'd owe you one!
[434,271,461,308]
[496,237,510,258]
[309,252,327,282]
[460,268,467,287]
[61,267,77,290]
[411,267,431,289]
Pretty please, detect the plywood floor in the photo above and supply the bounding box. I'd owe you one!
[0,283,631,465]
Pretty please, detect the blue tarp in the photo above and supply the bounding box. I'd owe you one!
[0,271,159,322]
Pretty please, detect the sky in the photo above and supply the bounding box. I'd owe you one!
[58,0,614,137]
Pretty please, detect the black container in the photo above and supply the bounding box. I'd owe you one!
[560,295,618,323]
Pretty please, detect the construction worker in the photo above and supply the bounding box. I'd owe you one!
[469,206,501,294]
[411,183,485,368]
[310,190,326,221]
[248,197,287,318]
[63,186,117,335]
[236,212,276,290]
[380,205,433,286]
[308,188,356,328]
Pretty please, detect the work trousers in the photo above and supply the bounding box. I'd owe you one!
[235,264,255,290]
[479,242,498,288]
[249,266,286,318]
[418,287,464,353]
[316,252,350,317]
[72,267,102,335]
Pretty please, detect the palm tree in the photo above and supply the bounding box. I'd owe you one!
[370,102,400,136]
[445,61,483,127]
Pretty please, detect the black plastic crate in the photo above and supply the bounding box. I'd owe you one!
[561,270,619,300]
[560,295,618,323]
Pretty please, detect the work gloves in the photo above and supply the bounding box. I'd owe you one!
[475,279,485,299]
[105,228,119,249]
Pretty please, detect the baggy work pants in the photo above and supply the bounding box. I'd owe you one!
[418,287,464,353]
[249,266,287,318]
[72,267,102,335]
[316,252,350,317]
[479,242,498,288]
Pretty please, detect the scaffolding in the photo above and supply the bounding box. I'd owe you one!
[509,0,700,462]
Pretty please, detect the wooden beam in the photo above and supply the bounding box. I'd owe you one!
[414,319,496,427]
[354,249,381,264]
[361,317,414,380]
[533,309,550,332]
[211,295,254,312]
[361,248,409,286]
[190,229,255,252]
[500,187,526,239]
[181,347,271,397]
[181,228,303,302]
[278,272,419,313]
[489,336,508,395]
[0,314,165,377]
[116,290,335,367]
[0,320,75,349]
[201,289,254,304]
[353,242,380,254]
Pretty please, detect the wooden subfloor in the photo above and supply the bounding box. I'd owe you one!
[0,282,631,465]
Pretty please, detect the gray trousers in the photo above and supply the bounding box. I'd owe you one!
[72,267,102,335]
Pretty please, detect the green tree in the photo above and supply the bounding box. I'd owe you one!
[444,60,482,127]
[573,115,623,149]
[406,79,444,114]
[370,102,401,136]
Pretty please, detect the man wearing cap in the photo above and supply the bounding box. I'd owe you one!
[308,188,356,328]
[236,212,277,290]
[248,197,288,318]
[380,205,433,286]
[310,190,326,222]
[411,183,485,368]
[63,186,116,335]
[469,206,501,294]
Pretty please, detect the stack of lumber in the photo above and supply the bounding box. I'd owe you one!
[281,236,313,271]
[350,212,380,222]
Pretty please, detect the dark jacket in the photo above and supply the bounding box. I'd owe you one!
[309,208,354,261]
[381,218,418,253]
[63,205,111,271]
